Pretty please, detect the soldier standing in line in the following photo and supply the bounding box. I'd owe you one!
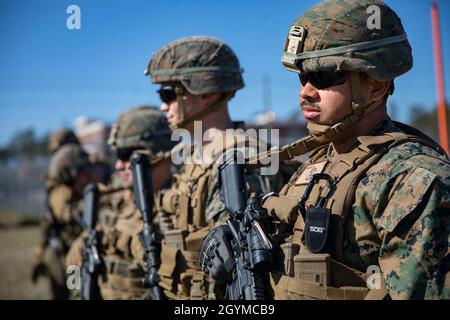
[202,0,450,300]
[31,139,95,300]
[146,36,272,300]
[66,106,174,299]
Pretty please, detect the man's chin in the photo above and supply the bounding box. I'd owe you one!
[119,174,132,184]
[306,119,332,136]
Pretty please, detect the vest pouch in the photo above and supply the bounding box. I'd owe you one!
[294,253,330,287]
[280,243,300,277]
[190,271,206,300]
[177,271,209,300]
[184,227,210,252]
[163,229,188,250]
[304,207,331,253]
[100,274,148,300]
[181,250,201,271]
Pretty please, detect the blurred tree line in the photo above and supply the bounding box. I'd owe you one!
[0,103,448,163]
[410,103,450,144]
[0,129,49,163]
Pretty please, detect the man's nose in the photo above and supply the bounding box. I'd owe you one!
[160,102,169,112]
[115,159,125,170]
[300,82,320,102]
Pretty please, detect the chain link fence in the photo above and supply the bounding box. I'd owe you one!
[0,157,49,222]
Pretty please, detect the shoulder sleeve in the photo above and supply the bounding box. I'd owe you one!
[49,185,73,223]
[205,164,227,225]
[369,154,450,299]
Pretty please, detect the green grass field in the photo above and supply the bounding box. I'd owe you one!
[0,226,52,299]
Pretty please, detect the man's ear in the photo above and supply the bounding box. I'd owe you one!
[367,76,390,102]
[200,93,220,107]
[201,93,217,101]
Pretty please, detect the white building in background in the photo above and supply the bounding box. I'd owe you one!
[74,116,111,161]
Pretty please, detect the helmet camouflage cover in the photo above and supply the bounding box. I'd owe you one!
[47,144,90,185]
[145,36,244,95]
[108,105,175,159]
[48,129,80,153]
[281,0,413,80]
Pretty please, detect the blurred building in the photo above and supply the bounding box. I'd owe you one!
[74,116,111,161]
[249,111,308,147]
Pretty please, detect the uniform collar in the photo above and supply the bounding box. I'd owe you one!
[368,116,401,136]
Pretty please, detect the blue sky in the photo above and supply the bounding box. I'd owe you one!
[1,0,449,146]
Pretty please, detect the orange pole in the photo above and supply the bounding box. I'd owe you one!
[431,1,449,153]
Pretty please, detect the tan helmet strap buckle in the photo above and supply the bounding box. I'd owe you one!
[349,71,366,111]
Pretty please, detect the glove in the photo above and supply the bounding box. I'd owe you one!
[199,224,235,284]
[30,247,48,283]
[31,261,48,283]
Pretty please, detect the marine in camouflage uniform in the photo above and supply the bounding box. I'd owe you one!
[66,106,174,299]
[41,130,81,250]
[204,0,450,300]
[31,141,93,300]
[45,144,93,245]
[146,36,272,300]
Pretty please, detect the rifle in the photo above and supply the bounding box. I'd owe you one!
[219,151,274,300]
[80,183,103,300]
[130,152,166,300]
[31,193,65,284]
[43,192,65,253]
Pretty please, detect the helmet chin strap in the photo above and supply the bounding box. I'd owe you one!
[306,72,384,140]
[171,87,233,130]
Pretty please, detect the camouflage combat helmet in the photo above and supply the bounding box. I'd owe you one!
[47,144,90,186]
[108,106,175,163]
[282,0,412,80]
[145,36,244,128]
[48,129,80,153]
[281,0,412,139]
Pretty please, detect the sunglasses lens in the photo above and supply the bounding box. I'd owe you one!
[157,86,177,104]
[116,148,133,161]
[299,74,308,87]
[299,71,347,89]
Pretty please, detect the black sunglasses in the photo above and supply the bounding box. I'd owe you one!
[299,71,347,89]
[116,148,134,161]
[157,85,177,104]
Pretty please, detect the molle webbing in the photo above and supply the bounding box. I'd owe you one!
[99,259,147,300]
